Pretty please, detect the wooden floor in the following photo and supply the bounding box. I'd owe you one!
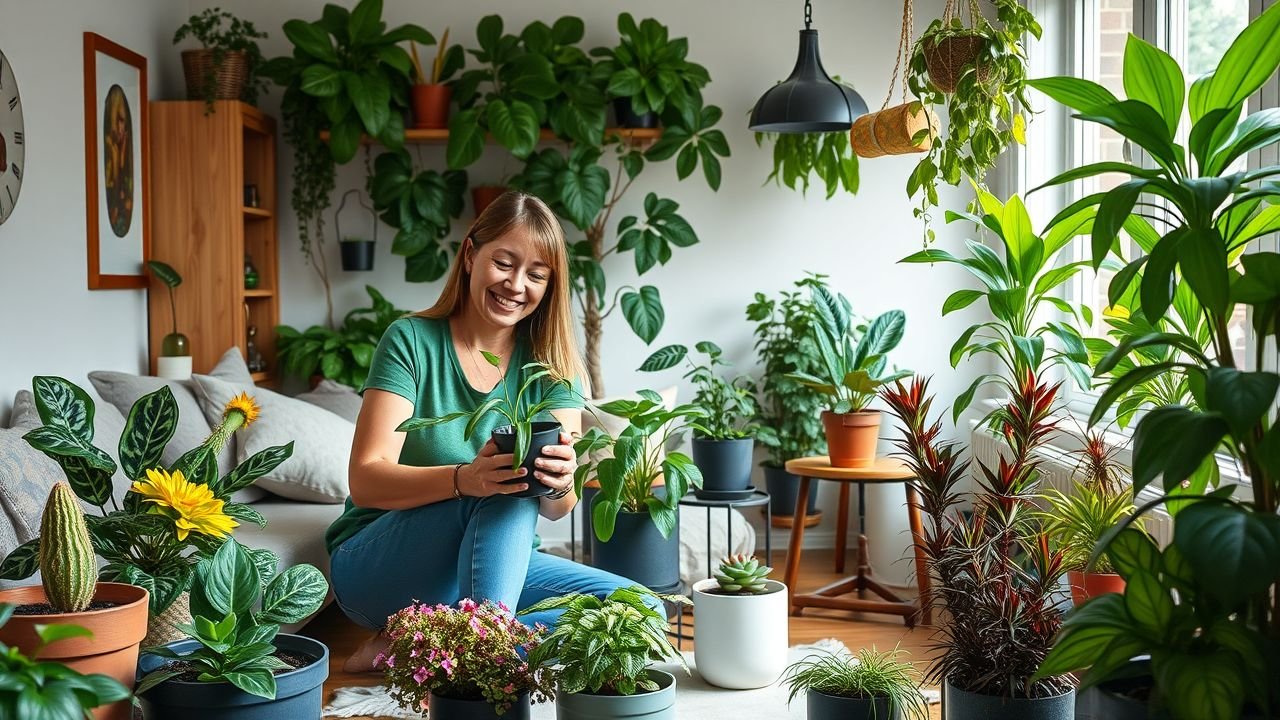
[303,549,941,719]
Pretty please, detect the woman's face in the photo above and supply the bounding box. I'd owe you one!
[465,226,551,329]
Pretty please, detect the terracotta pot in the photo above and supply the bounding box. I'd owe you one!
[1068,570,1126,606]
[412,83,453,129]
[0,582,149,720]
[472,186,507,216]
[821,410,881,468]
[922,34,989,93]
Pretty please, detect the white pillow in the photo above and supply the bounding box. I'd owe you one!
[188,374,354,503]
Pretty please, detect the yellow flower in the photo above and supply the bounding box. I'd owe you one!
[224,392,260,428]
[130,468,239,541]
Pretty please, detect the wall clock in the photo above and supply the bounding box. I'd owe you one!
[0,46,23,225]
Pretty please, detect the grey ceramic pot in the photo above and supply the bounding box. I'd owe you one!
[591,505,681,591]
[428,690,531,719]
[942,680,1074,720]
[555,669,675,720]
[807,690,900,720]
[136,633,328,720]
[692,437,754,493]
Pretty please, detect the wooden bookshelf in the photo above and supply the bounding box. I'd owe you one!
[148,101,280,384]
[319,126,663,147]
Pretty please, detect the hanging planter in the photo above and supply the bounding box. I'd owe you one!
[921,33,987,93]
[336,189,377,272]
[851,101,936,158]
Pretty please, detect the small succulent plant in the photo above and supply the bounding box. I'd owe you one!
[39,482,96,613]
[714,554,772,594]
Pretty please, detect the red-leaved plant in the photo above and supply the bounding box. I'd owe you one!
[881,373,1074,699]
[378,599,556,716]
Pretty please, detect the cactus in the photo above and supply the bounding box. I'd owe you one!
[39,482,97,613]
[714,554,772,594]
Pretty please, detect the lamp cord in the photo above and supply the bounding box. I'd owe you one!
[804,0,812,29]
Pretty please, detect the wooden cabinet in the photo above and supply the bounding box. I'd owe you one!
[147,101,278,384]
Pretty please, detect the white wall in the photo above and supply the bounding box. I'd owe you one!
[0,0,188,421]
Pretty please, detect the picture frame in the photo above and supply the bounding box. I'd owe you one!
[84,32,149,290]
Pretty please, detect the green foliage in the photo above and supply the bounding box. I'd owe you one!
[906,0,1042,241]
[900,189,1092,421]
[137,538,329,701]
[754,130,859,198]
[173,7,269,112]
[589,13,710,119]
[39,483,97,614]
[572,391,705,540]
[787,287,909,414]
[1037,482,1137,574]
[713,554,771,594]
[520,586,689,696]
[276,285,406,389]
[782,647,927,719]
[369,151,467,283]
[639,341,757,440]
[0,605,132,718]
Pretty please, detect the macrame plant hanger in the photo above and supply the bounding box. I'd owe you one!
[851,0,937,159]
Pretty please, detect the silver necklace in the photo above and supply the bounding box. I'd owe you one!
[462,335,509,389]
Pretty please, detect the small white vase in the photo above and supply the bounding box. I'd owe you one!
[156,355,193,380]
[692,578,789,689]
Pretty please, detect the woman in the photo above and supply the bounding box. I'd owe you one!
[325,191,658,671]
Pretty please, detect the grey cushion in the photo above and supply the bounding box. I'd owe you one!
[189,374,354,503]
[296,380,362,423]
[237,499,343,631]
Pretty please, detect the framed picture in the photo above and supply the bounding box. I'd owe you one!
[84,32,149,289]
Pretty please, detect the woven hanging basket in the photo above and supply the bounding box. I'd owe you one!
[851,101,937,158]
[181,49,249,102]
[143,591,193,648]
[922,34,987,93]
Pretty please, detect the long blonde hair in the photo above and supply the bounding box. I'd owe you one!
[417,191,586,386]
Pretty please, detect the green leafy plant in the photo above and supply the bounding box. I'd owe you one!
[754,130,859,199]
[782,646,928,719]
[147,260,188,358]
[900,189,1092,420]
[1030,8,1280,717]
[572,391,705,541]
[398,359,572,470]
[1037,482,1135,574]
[136,537,329,700]
[369,152,468,282]
[173,8,269,112]
[0,378,291,616]
[906,0,1042,241]
[0,605,132,719]
[519,586,689,696]
[747,275,830,468]
[713,554,772,594]
[789,289,909,414]
[638,341,758,440]
[276,285,407,389]
[589,13,709,121]
[521,17,607,147]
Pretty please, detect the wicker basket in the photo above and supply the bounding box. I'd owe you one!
[143,591,193,648]
[852,101,937,158]
[181,49,249,102]
[922,34,987,93]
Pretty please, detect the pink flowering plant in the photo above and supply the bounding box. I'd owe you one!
[377,598,555,715]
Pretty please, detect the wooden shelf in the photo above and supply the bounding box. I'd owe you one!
[250,371,272,384]
[320,126,663,147]
[243,206,272,219]
[243,288,274,298]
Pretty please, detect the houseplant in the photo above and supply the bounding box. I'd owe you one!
[783,646,928,720]
[882,374,1075,718]
[521,16,607,148]
[0,483,146,720]
[1029,8,1280,717]
[368,150,468,282]
[135,538,330,718]
[691,555,787,690]
[173,8,268,113]
[788,290,909,468]
[639,341,758,495]
[379,599,554,719]
[276,285,407,389]
[147,260,192,380]
[905,0,1041,242]
[589,13,710,128]
[754,129,859,198]
[410,30,463,129]
[1037,480,1135,606]
[519,585,689,720]
[572,391,705,589]
[747,274,831,518]
[0,605,133,720]
[397,358,574,497]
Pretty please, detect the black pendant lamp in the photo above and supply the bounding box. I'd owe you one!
[749,0,868,133]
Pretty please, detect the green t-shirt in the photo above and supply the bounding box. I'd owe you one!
[324,316,583,555]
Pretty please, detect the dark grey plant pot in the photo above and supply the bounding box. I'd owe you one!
[692,437,754,493]
[340,239,375,271]
[136,633,328,720]
[613,98,658,129]
[807,690,900,720]
[591,504,681,591]
[428,689,531,719]
[492,421,561,499]
[763,464,819,516]
[942,680,1074,720]
[556,669,675,720]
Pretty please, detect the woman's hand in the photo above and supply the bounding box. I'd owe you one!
[533,432,578,496]
[457,440,529,497]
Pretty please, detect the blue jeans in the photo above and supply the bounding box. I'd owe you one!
[329,495,665,630]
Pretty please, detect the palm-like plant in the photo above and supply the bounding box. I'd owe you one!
[1037,483,1135,574]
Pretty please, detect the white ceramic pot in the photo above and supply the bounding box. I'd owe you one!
[691,578,788,689]
[156,355,193,380]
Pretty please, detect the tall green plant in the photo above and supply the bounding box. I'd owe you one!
[1030,9,1280,718]
[638,341,758,440]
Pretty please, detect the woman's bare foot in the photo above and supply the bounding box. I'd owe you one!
[343,632,390,674]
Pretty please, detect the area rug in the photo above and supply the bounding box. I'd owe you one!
[323,639,941,719]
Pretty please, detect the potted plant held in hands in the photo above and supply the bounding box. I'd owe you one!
[148,260,192,380]
[519,586,689,720]
[784,646,928,720]
[410,30,463,130]
[691,555,787,690]
[135,538,330,719]
[640,342,758,497]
